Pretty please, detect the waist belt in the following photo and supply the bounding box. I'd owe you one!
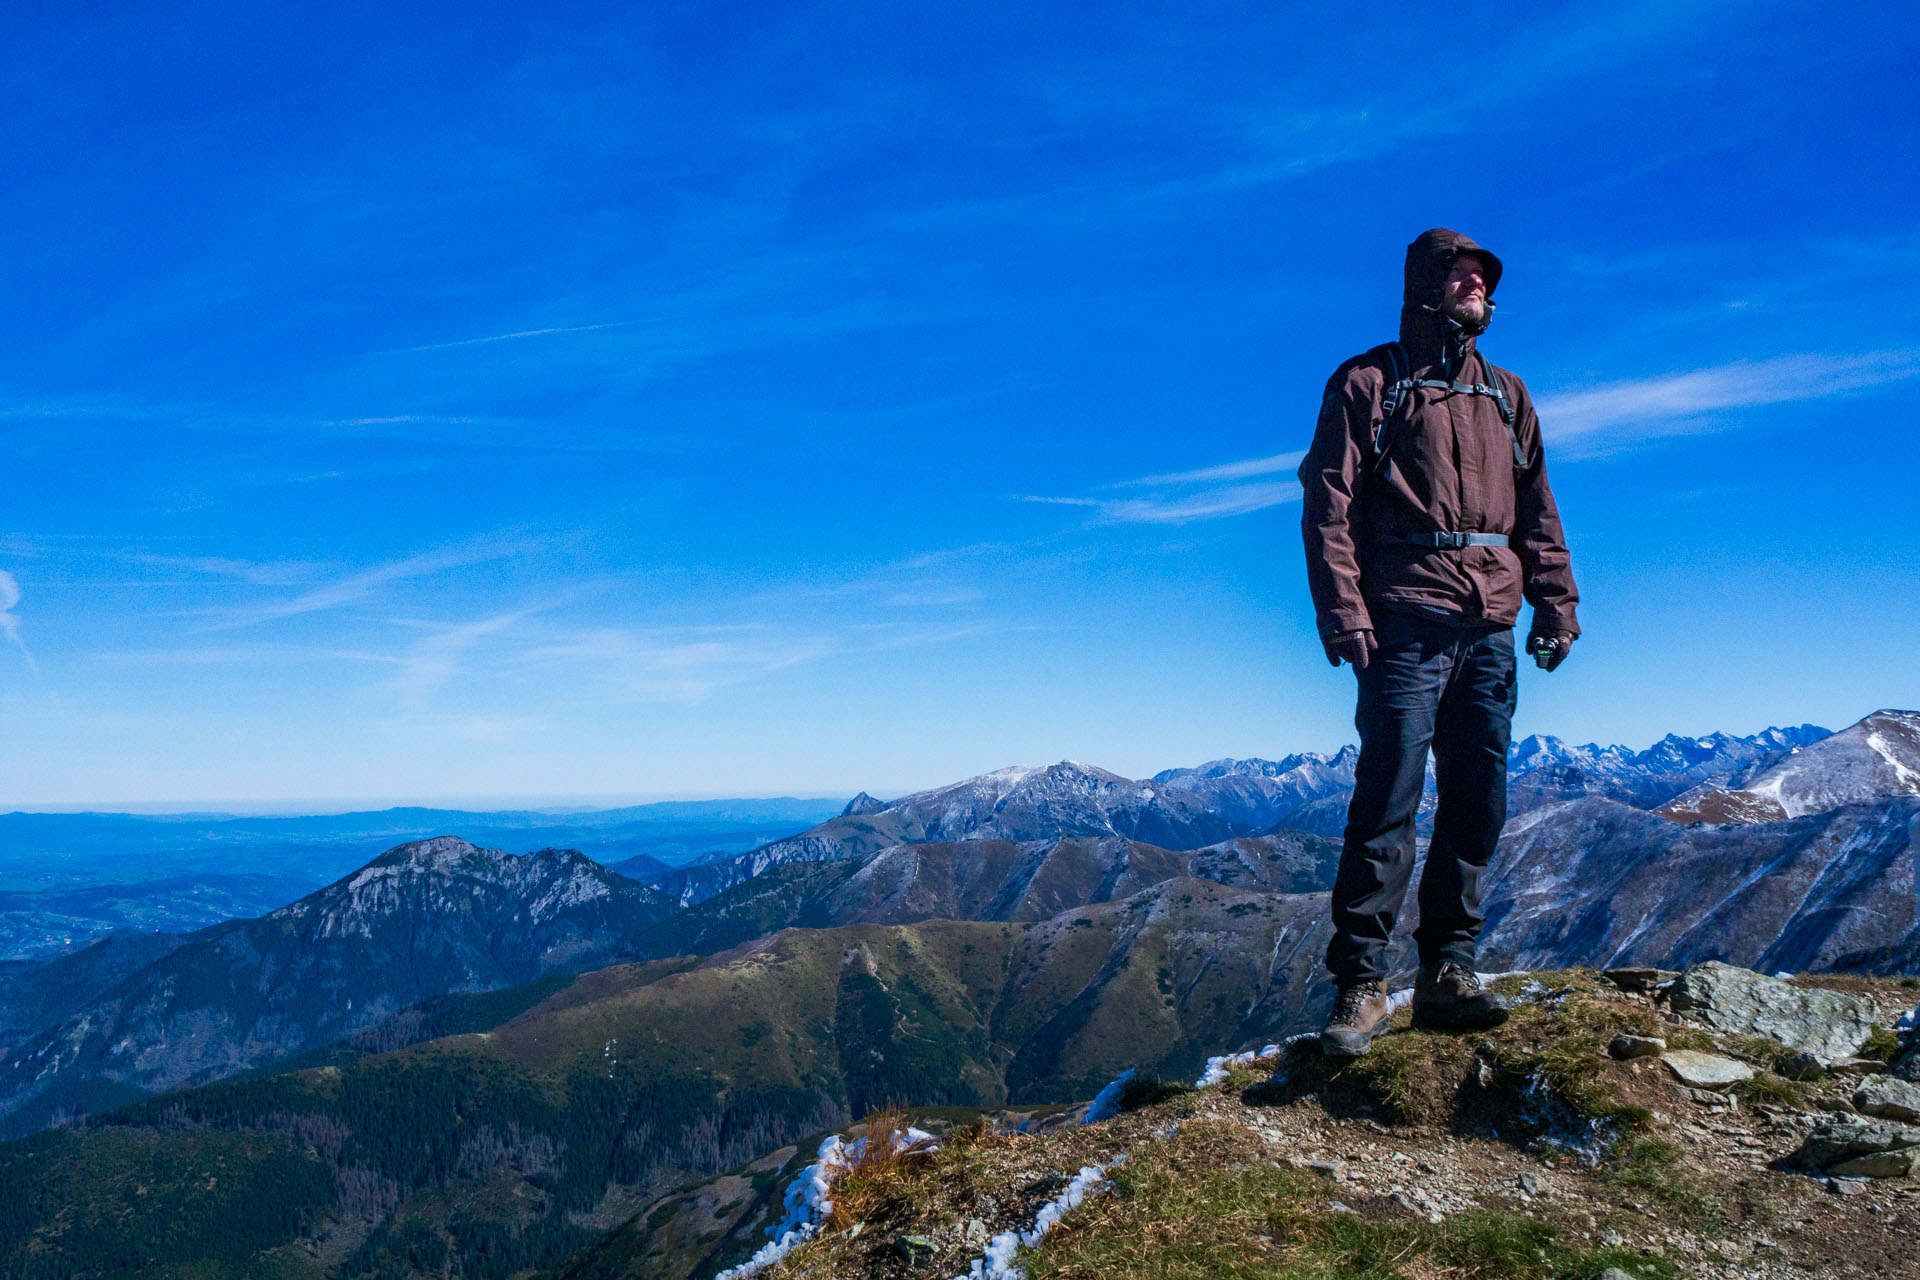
[1405,531,1508,549]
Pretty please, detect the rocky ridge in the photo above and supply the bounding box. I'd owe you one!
[658,966,1919,1280]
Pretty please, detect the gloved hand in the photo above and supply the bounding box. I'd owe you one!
[1527,631,1575,672]
[1323,629,1377,669]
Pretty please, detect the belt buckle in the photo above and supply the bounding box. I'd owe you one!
[1437,531,1468,550]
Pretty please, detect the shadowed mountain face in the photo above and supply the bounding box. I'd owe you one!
[634,832,1340,962]
[0,838,673,1138]
[1479,794,1919,974]
[0,930,183,1051]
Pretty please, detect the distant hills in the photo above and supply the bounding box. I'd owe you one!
[0,796,846,958]
[0,838,674,1137]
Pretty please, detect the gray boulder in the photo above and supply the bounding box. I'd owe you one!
[1829,1150,1915,1178]
[1854,1076,1920,1124]
[1667,963,1877,1065]
[1794,1117,1920,1177]
[1609,1034,1665,1060]
[1662,1050,1754,1087]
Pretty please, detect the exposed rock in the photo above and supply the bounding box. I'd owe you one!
[1794,1117,1920,1175]
[1854,1076,1920,1124]
[1828,1150,1915,1178]
[1893,1045,1920,1083]
[1830,1058,1885,1075]
[1662,1050,1754,1087]
[1609,1034,1665,1059]
[1601,967,1678,993]
[1286,1158,1346,1182]
[840,792,890,817]
[892,1234,936,1262]
[1777,1051,1825,1081]
[1667,962,1877,1064]
[1675,1084,1737,1110]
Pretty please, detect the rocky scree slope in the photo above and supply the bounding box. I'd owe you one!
[0,836,672,1138]
[648,966,1918,1280]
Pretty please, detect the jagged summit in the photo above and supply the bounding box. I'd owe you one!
[1658,709,1919,824]
[840,791,889,817]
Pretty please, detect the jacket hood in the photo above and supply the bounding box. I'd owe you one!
[1400,227,1503,356]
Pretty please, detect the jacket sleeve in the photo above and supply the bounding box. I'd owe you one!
[1299,367,1374,638]
[1507,378,1581,637]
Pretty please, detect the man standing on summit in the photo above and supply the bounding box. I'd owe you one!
[1299,229,1580,1057]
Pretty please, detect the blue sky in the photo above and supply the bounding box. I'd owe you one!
[2,1,1916,808]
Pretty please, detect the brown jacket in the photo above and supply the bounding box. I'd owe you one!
[1300,229,1580,639]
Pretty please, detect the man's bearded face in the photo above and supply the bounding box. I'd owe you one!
[1440,254,1491,331]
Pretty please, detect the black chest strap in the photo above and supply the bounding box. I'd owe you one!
[1371,344,1527,476]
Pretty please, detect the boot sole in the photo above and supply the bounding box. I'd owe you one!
[1320,1024,1384,1058]
[1410,1001,1509,1032]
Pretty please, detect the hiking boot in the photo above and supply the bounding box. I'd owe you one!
[1411,961,1509,1030]
[1320,980,1390,1058]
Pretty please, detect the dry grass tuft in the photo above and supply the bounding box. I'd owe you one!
[824,1105,940,1230]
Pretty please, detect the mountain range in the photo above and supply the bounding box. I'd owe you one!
[0,711,1913,1278]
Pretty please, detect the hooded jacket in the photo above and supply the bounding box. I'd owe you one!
[1299,229,1580,639]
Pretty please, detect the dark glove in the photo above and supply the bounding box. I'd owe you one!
[1527,631,1575,672]
[1323,629,1377,669]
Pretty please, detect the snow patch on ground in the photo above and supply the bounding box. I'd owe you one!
[715,1126,939,1280]
[955,1155,1127,1280]
[1082,1069,1134,1125]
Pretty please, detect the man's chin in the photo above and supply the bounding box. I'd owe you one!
[1444,301,1491,334]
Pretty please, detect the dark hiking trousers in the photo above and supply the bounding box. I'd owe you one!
[1325,609,1518,984]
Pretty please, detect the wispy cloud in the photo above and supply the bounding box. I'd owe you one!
[1117,451,1305,487]
[1540,348,1920,457]
[521,624,842,704]
[383,608,539,709]
[126,553,329,587]
[1021,450,1305,524]
[201,536,533,631]
[395,320,648,353]
[0,570,35,672]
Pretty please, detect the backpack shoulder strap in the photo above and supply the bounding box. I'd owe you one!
[1371,343,1411,475]
[1479,352,1526,469]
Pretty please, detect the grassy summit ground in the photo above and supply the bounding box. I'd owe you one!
[725,970,1918,1280]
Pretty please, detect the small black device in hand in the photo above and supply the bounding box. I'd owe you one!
[1527,634,1560,669]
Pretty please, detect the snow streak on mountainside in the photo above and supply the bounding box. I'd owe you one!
[650,723,1830,905]
[1657,709,1920,823]
[650,755,1362,906]
[1481,794,1919,974]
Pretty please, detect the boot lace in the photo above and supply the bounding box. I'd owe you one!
[1434,961,1482,991]
[1332,984,1377,1021]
